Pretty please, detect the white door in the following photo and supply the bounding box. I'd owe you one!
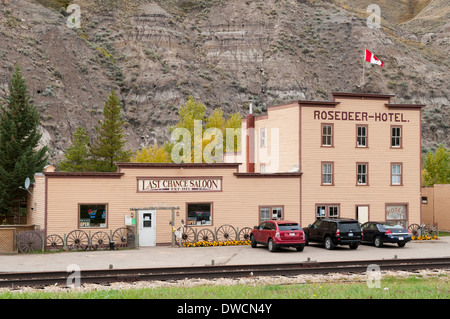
[139,210,156,246]
[356,206,369,224]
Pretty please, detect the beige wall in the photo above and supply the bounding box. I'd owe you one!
[239,94,423,227]
[422,184,450,231]
[248,103,300,173]
[300,96,422,226]
[27,174,46,229]
[42,165,301,245]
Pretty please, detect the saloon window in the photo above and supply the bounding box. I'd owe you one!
[260,206,283,222]
[187,203,212,226]
[79,204,107,228]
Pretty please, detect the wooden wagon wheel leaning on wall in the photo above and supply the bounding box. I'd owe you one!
[238,227,252,241]
[216,224,237,241]
[112,227,135,249]
[91,231,110,250]
[46,234,64,251]
[66,230,89,251]
[197,228,215,242]
[177,226,195,245]
[17,231,42,253]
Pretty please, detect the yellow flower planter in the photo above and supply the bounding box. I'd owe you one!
[183,240,251,247]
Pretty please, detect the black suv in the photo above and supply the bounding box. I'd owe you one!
[303,218,362,250]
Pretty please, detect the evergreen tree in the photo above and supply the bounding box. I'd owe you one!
[90,90,130,172]
[0,66,48,223]
[58,126,92,172]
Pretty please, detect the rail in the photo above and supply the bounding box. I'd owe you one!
[0,257,449,289]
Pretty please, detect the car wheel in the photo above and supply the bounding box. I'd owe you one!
[296,245,304,252]
[397,242,406,248]
[349,244,359,249]
[250,235,257,248]
[324,237,335,250]
[374,236,383,248]
[268,239,276,252]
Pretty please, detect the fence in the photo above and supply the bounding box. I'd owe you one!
[12,227,136,253]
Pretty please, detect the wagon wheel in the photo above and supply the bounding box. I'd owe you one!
[112,227,135,248]
[66,230,89,251]
[177,226,195,245]
[197,229,215,242]
[408,224,420,237]
[17,231,42,253]
[238,227,252,241]
[45,234,64,251]
[424,223,437,236]
[91,231,110,250]
[216,224,237,242]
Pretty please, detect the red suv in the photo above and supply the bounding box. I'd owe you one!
[250,220,305,252]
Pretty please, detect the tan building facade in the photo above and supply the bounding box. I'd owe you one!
[28,163,301,246]
[27,91,424,247]
[242,92,424,228]
[422,184,450,231]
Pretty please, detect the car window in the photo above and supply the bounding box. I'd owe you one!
[382,224,403,230]
[313,220,322,228]
[279,223,302,231]
[338,222,360,231]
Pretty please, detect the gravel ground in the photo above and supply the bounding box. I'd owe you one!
[1,269,449,294]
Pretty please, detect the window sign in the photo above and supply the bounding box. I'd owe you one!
[79,204,107,228]
[386,205,407,227]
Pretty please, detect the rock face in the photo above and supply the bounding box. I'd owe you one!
[0,0,448,164]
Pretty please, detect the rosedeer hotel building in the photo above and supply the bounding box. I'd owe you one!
[27,92,424,246]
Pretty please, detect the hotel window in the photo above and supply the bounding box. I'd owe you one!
[391,163,402,185]
[357,163,368,185]
[391,126,402,148]
[316,204,340,220]
[321,124,333,147]
[386,204,408,227]
[79,204,107,228]
[260,206,283,222]
[187,203,212,226]
[356,125,368,147]
[260,128,266,148]
[322,162,334,185]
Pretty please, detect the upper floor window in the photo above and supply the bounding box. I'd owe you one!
[391,126,402,148]
[356,125,368,147]
[321,124,333,147]
[357,163,368,185]
[321,162,334,185]
[260,128,266,148]
[391,163,402,185]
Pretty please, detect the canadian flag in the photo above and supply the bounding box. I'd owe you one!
[365,49,383,67]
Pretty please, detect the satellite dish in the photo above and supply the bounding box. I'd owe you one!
[24,177,30,190]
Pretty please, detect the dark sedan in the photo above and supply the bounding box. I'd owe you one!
[361,222,412,247]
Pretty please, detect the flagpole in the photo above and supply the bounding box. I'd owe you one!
[361,46,366,92]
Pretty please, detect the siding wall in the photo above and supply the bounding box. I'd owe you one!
[44,166,300,245]
[300,97,422,226]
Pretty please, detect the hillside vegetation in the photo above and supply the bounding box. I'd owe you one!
[0,0,448,163]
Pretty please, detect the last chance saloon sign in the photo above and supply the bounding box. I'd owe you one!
[138,177,222,192]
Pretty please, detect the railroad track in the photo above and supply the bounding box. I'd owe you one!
[0,257,449,289]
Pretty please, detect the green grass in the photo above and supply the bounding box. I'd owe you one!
[0,274,448,299]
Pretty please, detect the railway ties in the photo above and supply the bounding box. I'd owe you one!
[0,257,449,289]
